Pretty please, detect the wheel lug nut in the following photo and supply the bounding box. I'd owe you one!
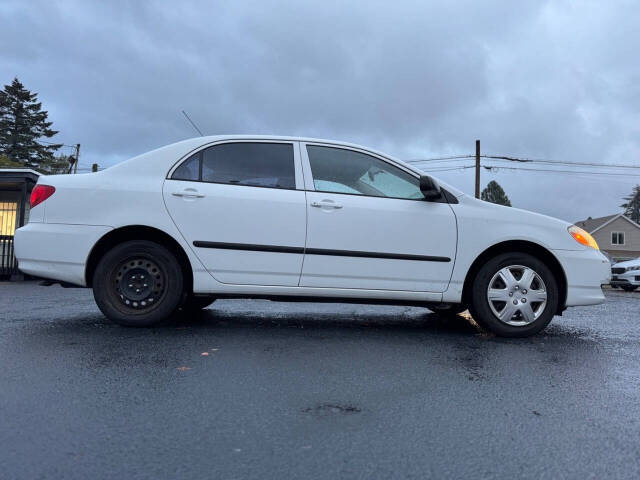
[509,292,513,297]
[522,289,527,294]
[521,298,527,303]
[513,300,518,305]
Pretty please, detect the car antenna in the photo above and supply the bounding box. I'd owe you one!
[181,110,204,136]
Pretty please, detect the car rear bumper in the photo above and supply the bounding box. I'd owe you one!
[14,223,112,286]
[553,248,610,307]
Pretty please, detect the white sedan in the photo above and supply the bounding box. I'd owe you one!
[610,257,640,291]
[15,136,610,336]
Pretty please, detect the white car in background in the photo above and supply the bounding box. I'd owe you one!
[14,136,610,337]
[610,258,640,291]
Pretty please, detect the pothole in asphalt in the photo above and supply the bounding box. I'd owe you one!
[303,403,362,415]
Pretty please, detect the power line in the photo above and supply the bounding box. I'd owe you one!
[406,155,474,163]
[421,165,476,172]
[482,165,640,177]
[482,155,640,170]
[420,163,640,177]
[410,155,640,170]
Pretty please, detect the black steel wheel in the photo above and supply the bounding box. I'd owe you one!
[93,240,184,327]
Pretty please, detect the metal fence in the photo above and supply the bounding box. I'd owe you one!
[0,235,17,279]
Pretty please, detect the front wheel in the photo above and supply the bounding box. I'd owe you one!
[93,240,185,327]
[469,252,559,337]
[621,285,638,292]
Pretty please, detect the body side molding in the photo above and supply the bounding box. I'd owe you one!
[193,241,451,262]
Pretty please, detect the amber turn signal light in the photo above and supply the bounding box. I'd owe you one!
[568,225,599,250]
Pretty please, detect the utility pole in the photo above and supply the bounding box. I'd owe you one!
[475,139,480,198]
[73,144,80,174]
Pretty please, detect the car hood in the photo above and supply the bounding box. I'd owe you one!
[613,258,640,268]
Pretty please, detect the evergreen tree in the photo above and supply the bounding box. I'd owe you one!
[621,185,640,223]
[0,153,24,168]
[481,180,512,206]
[0,77,62,170]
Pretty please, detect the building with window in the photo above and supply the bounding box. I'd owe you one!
[0,169,39,279]
[575,213,640,262]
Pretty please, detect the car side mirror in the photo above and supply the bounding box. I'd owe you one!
[420,175,442,201]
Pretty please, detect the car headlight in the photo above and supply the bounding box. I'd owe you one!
[568,225,599,250]
[627,266,640,272]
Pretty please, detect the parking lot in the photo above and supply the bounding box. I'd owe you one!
[1,282,639,479]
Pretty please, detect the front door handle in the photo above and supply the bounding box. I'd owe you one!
[311,201,343,209]
[172,188,205,198]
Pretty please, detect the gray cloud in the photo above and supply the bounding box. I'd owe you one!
[1,0,639,221]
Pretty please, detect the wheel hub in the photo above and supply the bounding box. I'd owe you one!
[113,258,165,310]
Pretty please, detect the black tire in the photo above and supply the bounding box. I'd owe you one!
[621,285,638,292]
[468,252,559,337]
[425,303,467,316]
[92,240,184,327]
[181,295,217,312]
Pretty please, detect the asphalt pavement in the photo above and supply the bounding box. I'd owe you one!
[1,282,639,480]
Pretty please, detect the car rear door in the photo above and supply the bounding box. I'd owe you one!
[163,140,307,286]
[299,143,457,292]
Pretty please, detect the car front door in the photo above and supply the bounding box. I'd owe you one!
[163,141,306,286]
[299,144,457,292]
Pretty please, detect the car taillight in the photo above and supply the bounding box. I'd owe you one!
[30,185,56,208]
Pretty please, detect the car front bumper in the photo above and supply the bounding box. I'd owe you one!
[553,248,610,307]
[610,272,640,287]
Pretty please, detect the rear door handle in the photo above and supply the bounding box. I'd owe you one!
[311,201,343,209]
[172,189,205,198]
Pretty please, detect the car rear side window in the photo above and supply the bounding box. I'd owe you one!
[171,143,296,189]
[171,153,200,181]
[201,142,295,189]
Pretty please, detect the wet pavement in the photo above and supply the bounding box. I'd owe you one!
[1,282,639,479]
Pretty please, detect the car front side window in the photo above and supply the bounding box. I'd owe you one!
[306,145,423,199]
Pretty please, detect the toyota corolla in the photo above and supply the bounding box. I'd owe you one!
[14,136,610,336]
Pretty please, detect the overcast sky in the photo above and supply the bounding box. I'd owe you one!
[1,0,639,222]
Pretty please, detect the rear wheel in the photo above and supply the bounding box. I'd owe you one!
[469,252,559,337]
[621,285,638,292]
[93,240,184,327]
